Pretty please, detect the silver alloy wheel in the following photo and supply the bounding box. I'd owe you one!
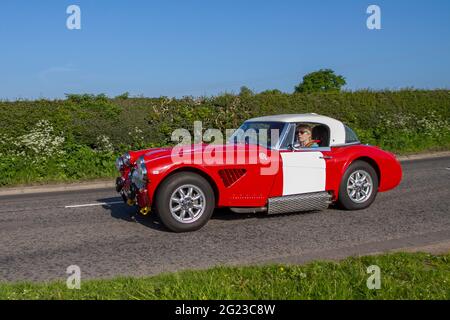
[346,170,373,204]
[169,184,206,224]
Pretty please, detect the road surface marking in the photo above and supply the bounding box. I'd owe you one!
[65,201,123,208]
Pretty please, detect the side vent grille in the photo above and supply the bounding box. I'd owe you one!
[218,169,247,188]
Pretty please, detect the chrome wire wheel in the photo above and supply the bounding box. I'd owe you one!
[169,184,206,224]
[346,170,373,204]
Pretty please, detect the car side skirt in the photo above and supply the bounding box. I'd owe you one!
[267,191,331,214]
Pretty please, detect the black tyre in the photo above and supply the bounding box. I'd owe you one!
[154,172,215,232]
[337,160,379,210]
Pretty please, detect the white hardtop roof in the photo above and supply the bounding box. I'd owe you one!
[246,113,347,146]
[246,113,341,124]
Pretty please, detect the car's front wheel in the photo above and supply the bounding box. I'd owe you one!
[154,172,215,232]
[337,160,379,210]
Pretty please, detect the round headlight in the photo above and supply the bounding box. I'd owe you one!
[115,157,124,171]
[131,169,143,189]
[123,152,131,166]
[136,157,148,180]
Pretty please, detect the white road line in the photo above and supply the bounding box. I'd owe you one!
[65,201,124,208]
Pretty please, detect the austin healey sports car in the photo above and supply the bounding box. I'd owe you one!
[115,114,402,232]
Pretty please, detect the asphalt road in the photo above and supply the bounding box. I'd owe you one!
[1,157,449,282]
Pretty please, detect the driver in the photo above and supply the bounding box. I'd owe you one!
[296,125,319,148]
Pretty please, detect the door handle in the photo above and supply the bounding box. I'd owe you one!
[320,156,333,159]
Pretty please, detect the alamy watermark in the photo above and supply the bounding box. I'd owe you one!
[66,5,81,30]
[366,265,381,289]
[367,5,381,30]
[66,265,81,289]
[170,121,281,176]
[65,5,380,31]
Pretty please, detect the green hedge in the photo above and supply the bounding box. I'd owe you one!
[0,90,449,186]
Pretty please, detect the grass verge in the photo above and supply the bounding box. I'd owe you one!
[1,252,449,300]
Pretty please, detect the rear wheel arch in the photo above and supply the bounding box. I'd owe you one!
[338,156,380,189]
[337,158,380,210]
[333,156,381,200]
[343,156,381,186]
[351,156,381,186]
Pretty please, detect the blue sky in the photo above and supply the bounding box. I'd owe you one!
[0,0,449,99]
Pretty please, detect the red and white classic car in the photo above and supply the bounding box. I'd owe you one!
[115,114,402,232]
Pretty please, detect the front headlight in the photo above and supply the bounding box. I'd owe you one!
[131,170,144,190]
[123,152,131,166]
[115,156,124,171]
[136,156,148,181]
[132,157,148,190]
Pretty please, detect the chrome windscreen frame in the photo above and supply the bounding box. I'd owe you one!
[273,123,291,150]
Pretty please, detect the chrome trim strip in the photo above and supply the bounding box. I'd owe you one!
[332,141,361,147]
[296,147,331,152]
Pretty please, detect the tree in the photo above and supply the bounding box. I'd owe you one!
[295,69,346,93]
[115,92,130,99]
[239,86,254,97]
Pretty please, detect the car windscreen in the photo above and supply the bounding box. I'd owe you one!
[228,121,286,149]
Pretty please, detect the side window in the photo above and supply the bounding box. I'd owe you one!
[345,125,360,144]
[289,123,330,148]
[310,124,330,147]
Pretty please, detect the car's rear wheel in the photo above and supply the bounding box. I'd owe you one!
[337,160,378,210]
[154,172,215,232]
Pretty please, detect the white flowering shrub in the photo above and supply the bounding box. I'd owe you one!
[128,126,145,146]
[95,134,114,152]
[416,111,450,138]
[12,120,65,160]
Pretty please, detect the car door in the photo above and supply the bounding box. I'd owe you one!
[280,149,327,196]
[278,122,333,196]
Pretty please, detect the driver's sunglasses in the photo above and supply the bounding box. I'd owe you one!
[297,130,310,135]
